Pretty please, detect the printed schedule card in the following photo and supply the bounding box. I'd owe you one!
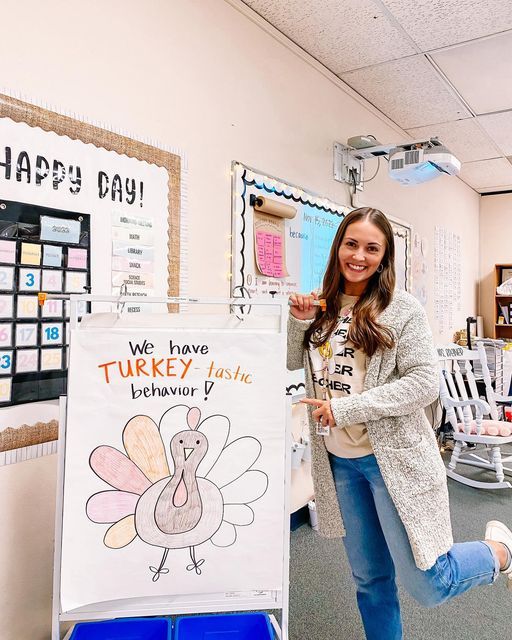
[0,199,90,406]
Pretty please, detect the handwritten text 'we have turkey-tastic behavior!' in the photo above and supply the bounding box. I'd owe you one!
[97,339,253,400]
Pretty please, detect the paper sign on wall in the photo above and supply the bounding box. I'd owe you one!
[112,256,154,274]
[111,271,154,290]
[112,227,154,245]
[112,213,153,229]
[112,242,154,263]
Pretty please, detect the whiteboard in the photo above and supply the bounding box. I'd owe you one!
[231,162,412,395]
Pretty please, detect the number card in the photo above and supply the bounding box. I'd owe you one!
[20,242,42,265]
[16,323,38,347]
[16,349,39,373]
[19,268,41,292]
[0,350,13,374]
[41,348,62,371]
[0,240,16,264]
[42,322,63,346]
[17,295,39,319]
[65,271,87,293]
[43,244,63,267]
[0,323,13,347]
[42,299,63,318]
[0,266,15,291]
[64,300,87,318]
[0,295,14,318]
[0,377,12,403]
[42,269,63,292]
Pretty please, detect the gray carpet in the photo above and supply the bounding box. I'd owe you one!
[289,460,512,640]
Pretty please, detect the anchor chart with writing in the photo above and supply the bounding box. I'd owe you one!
[85,404,268,580]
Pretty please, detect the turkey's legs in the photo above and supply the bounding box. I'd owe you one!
[186,546,205,575]
[150,548,170,582]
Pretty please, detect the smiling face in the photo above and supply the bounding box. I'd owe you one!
[338,219,387,296]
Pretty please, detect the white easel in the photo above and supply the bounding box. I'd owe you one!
[52,295,291,640]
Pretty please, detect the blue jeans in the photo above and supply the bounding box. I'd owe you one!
[329,452,499,640]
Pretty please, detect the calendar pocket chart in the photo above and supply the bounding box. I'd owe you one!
[0,199,90,405]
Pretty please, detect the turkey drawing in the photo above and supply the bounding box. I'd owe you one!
[85,404,268,581]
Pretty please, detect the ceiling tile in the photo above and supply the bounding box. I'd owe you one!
[478,112,512,156]
[431,31,512,115]
[340,56,471,129]
[406,118,501,163]
[381,0,512,51]
[243,0,417,73]
[459,157,512,190]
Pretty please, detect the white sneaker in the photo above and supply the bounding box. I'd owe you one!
[485,520,512,587]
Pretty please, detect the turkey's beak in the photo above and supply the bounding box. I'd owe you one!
[184,447,193,460]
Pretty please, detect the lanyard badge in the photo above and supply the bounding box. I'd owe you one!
[315,346,331,436]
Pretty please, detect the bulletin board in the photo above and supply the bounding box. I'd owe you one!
[231,162,412,395]
[0,93,183,465]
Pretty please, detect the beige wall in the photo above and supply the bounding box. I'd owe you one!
[0,1,480,638]
[479,193,512,336]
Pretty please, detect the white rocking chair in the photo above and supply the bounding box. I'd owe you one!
[438,342,512,490]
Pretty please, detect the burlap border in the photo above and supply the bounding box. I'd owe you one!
[0,420,58,452]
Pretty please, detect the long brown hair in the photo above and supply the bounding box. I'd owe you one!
[305,207,396,357]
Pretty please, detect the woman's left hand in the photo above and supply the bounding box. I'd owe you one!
[301,398,335,428]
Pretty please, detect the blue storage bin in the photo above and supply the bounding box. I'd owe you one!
[69,616,171,640]
[174,612,273,640]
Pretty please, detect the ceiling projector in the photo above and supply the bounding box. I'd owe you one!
[388,143,461,185]
[348,136,461,186]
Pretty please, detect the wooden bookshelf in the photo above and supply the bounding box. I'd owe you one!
[494,263,512,339]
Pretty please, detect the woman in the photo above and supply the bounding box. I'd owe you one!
[288,207,512,640]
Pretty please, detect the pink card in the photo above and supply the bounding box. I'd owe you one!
[68,248,88,269]
[0,240,16,264]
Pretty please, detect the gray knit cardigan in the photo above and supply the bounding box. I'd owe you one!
[287,289,453,571]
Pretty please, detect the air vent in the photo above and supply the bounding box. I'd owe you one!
[404,150,420,165]
[391,158,404,170]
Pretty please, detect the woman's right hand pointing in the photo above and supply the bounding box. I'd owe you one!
[289,292,319,320]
